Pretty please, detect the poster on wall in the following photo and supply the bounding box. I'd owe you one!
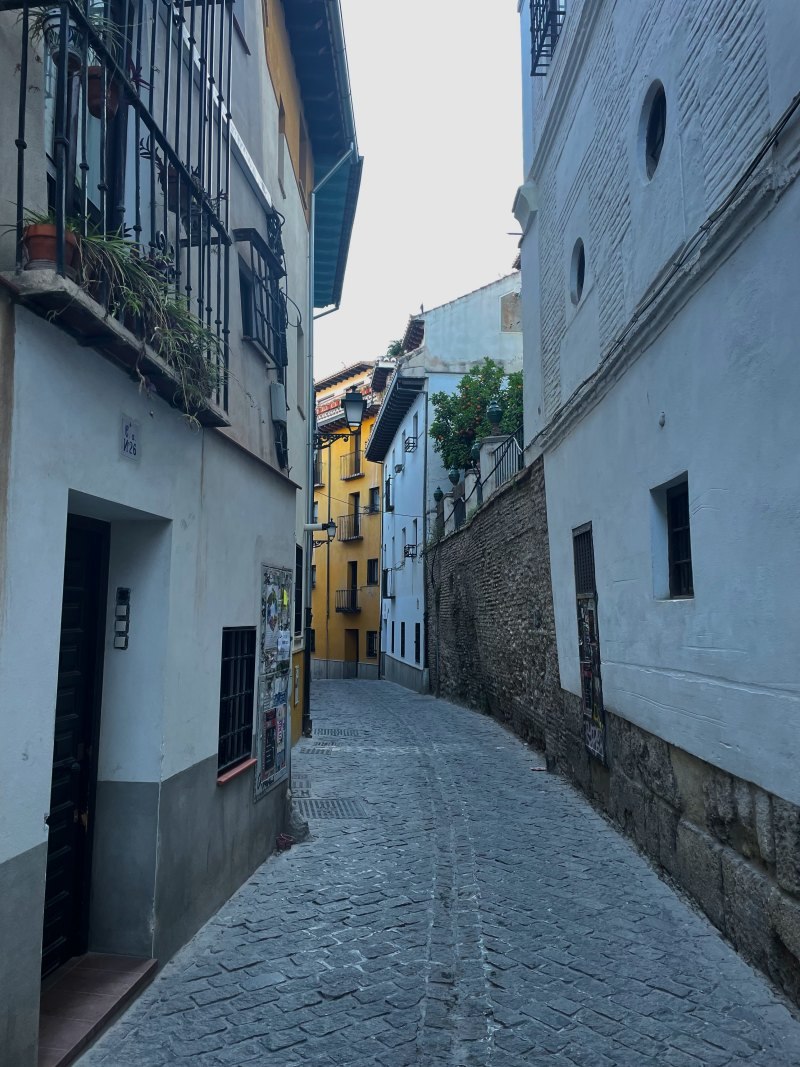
[577,596,606,763]
[254,565,293,801]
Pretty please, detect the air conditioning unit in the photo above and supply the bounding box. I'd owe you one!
[270,381,287,426]
[404,544,418,559]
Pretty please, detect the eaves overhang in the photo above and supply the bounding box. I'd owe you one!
[283,0,362,308]
[365,373,426,462]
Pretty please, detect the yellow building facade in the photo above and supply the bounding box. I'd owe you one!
[312,361,390,678]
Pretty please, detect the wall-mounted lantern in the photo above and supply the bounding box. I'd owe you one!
[433,486,444,503]
[487,397,502,430]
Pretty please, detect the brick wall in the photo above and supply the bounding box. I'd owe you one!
[426,457,561,750]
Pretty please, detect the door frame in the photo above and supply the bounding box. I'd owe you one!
[58,514,110,963]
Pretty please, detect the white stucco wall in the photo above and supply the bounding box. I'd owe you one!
[518,0,800,805]
[0,310,295,867]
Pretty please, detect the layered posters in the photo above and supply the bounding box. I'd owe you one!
[254,565,293,800]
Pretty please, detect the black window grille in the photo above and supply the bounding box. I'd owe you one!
[385,477,394,512]
[217,627,256,773]
[368,486,380,513]
[400,622,406,658]
[294,544,303,635]
[367,558,379,585]
[234,225,288,368]
[573,525,596,597]
[531,0,566,76]
[667,482,693,597]
[414,623,421,664]
[366,631,378,658]
[391,621,395,653]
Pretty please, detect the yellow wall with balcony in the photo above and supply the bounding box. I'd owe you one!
[312,363,384,678]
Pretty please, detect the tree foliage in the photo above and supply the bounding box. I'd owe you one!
[429,358,523,471]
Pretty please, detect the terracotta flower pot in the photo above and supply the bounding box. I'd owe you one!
[23,223,79,271]
[86,66,120,121]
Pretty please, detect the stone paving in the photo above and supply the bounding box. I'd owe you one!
[78,681,800,1066]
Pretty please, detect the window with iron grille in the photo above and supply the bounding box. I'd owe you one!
[366,631,378,658]
[573,524,596,597]
[391,621,395,652]
[530,0,566,76]
[367,558,379,585]
[294,545,303,636]
[235,227,288,368]
[217,627,256,773]
[667,482,693,597]
[414,622,421,664]
[368,486,380,513]
[401,622,406,658]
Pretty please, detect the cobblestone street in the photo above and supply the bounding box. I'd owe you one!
[78,681,800,1066]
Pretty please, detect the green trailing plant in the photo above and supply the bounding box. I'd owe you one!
[24,4,127,55]
[77,228,225,420]
[429,357,523,471]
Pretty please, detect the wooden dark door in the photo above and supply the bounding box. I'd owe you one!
[42,518,109,978]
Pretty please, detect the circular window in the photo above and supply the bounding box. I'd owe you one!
[570,238,585,305]
[643,82,667,179]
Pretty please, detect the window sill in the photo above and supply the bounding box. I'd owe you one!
[241,334,272,363]
[217,757,257,786]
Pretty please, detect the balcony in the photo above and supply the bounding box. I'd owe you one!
[340,449,363,480]
[382,568,396,600]
[337,513,362,541]
[1,0,236,424]
[335,588,360,614]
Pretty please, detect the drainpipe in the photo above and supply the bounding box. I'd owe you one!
[303,143,355,737]
[421,390,429,690]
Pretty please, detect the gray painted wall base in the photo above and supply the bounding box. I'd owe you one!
[382,656,429,694]
[312,659,379,680]
[0,843,47,1067]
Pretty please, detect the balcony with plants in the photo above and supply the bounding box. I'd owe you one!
[0,0,234,425]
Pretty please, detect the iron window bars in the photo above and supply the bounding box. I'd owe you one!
[367,486,380,513]
[404,543,417,559]
[530,0,566,76]
[366,631,378,658]
[573,525,596,597]
[10,0,233,409]
[234,223,288,369]
[667,482,693,597]
[217,626,256,773]
[404,436,417,452]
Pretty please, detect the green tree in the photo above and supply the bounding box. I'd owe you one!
[430,358,523,471]
[385,339,403,358]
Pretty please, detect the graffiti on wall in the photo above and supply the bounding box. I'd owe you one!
[254,565,293,800]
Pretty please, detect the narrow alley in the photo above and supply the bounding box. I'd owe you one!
[78,681,800,1067]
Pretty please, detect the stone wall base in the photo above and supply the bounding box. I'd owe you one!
[556,691,800,1006]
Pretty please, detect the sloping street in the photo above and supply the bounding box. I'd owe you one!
[78,681,800,1067]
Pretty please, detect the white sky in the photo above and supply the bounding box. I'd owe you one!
[314,1,523,379]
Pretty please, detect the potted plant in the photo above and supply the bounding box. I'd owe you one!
[16,210,79,272]
[25,4,125,79]
[86,66,121,120]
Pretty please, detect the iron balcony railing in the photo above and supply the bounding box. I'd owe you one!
[340,449,363,480]
[337,513,362,541]
[6,0,234,413]
[335,588,360,614]
[530,0,566,76]
[492,427,524,492]
[382,568,395,599]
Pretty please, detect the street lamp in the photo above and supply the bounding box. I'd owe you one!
[314,387,366,450]
[305,519,337,548]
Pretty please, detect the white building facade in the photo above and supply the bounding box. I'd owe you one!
[366,276,523,693]
[0,1,359,1061]
[516,0,800,985]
